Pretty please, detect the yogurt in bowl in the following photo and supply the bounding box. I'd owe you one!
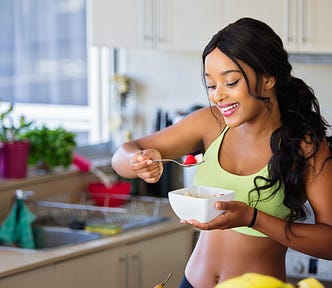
[168,186,234,223]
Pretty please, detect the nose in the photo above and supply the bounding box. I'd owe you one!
[212,87,225,103]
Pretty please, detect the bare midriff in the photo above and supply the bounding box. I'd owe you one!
[185,229,287,288]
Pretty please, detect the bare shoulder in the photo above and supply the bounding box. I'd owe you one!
[181,106,224,133]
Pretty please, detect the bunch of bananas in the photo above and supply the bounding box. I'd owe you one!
[214,273,325,288]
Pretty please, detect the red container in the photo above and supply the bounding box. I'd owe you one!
[0,140,30,179]
[88,181,132,207]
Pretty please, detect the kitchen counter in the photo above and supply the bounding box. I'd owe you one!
[0,167,194,287]
[0,205,191,278]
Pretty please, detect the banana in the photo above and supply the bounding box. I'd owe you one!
[297,278,325,288]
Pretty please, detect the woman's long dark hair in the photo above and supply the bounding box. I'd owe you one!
[202,17,332,223]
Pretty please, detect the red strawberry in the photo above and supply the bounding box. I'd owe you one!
[184,154,197,164]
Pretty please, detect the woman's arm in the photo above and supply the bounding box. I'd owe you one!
[254,140,332,259]
[111,107,220,182]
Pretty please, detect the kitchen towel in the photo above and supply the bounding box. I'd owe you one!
[0,199,36,249]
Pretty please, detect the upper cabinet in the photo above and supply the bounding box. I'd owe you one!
[223,0,332,54]
[92,0,332,54]
[91,0,225,52]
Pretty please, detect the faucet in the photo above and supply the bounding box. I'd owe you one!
[15,190,35,200]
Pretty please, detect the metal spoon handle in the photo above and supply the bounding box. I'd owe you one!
[152,159,204,167]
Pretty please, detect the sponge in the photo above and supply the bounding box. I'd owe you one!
[85,224,122,235]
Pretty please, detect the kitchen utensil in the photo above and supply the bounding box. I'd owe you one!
[152,158,205,167]
[72,152,115,187]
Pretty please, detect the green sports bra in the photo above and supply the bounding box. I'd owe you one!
[193,126,290,237]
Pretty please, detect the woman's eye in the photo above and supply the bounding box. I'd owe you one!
[207,85,216,91]
[226,79,239,87]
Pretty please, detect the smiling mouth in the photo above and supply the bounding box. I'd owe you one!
[221,103,239,114]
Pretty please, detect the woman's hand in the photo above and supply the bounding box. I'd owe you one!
[181,201,255,230]
[129,149,164,183]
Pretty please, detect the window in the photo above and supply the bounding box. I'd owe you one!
[0,0,113,146]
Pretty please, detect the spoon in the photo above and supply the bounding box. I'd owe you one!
[152,159,205,167]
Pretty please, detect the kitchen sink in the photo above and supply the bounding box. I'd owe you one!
[0,226,102,251]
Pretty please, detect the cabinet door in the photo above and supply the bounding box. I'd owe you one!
[223,0,332,54]
[0,266,54,288]
[157,0,224,51]
[299,0,332,53]
[128,229,194,288]
[223,0,292,49]
[91,0,154,49]
[54,246,128,288]
[92,0,225,52]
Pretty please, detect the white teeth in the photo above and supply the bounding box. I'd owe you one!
[221,103,239,113]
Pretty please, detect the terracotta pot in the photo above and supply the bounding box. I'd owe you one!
[0,140,30,179]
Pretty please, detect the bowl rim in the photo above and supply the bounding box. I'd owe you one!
[168,186,234,200]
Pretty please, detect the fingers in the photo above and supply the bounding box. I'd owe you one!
[180,201,253,230]
[130,149,163,183]
[180,219,214,230]
[214,200,237,210]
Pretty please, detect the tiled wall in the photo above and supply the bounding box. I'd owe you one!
[121,49,332,137]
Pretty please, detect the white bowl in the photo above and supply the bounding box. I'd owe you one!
[168,186,235,223]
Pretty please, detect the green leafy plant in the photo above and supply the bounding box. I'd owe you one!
[21,125,77,170]
[0,100,33,142]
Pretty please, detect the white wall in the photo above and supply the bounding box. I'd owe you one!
[292,62,332,125]
[118,49,207,136]
[121,49,332,137]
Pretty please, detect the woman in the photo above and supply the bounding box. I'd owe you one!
[111,18,332,287]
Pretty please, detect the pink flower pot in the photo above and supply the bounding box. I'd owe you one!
[0,140,30,179]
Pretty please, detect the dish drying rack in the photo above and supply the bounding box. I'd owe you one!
[25,191,169,231]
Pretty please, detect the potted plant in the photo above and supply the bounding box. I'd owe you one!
[21,125,77,172]
[0,101,33,178]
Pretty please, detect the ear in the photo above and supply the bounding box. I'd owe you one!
[262,75,276,90]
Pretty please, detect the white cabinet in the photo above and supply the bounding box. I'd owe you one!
[0,266,54,288]
[296,0,332,53]
[0,229,193,288]
[54,246,127,288]
[223,0,286,47]
[92,0,224,51]
[53,229,193,288]
[126,229,193,288]
[223,0,332,54]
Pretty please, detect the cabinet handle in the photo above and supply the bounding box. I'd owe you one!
[284,0,289,44]
[298,0,307,45]
[132,254,143,288]
[140,0,153,42]
[155,0,166,44]
[119,255,129,288]
[284,0,293,44]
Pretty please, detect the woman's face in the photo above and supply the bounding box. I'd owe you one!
[204,48,268,127]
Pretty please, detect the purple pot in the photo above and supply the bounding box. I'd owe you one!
[0,140,30,179]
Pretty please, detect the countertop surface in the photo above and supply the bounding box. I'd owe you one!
[0,205,188,278]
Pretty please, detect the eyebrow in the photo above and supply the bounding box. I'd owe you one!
[205,69,241,77]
